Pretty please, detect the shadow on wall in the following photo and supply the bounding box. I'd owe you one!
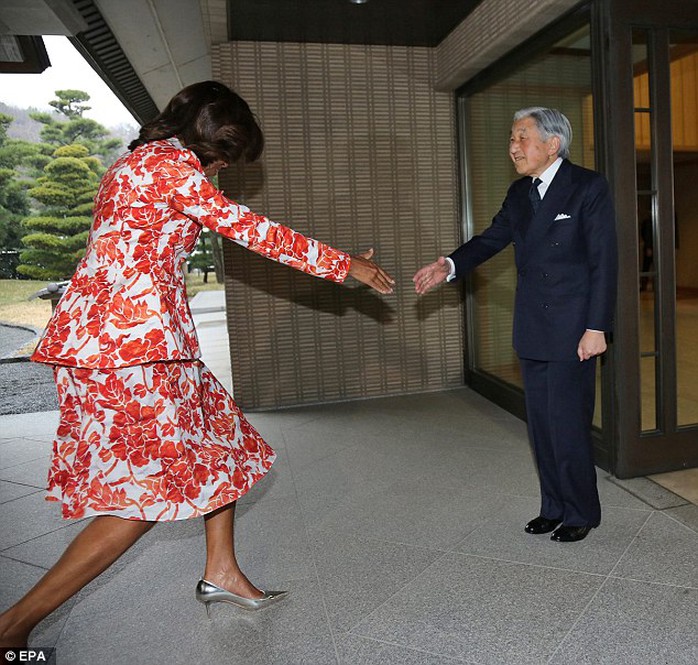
[226,247,396,325]
[414,285,465,322]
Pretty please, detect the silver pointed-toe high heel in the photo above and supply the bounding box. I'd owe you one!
[195,579,288,617]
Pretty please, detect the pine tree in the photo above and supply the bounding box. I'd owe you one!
[0,113,36,276]
[15,90,124,280]
[48,89,91,118]
[189,228,216,283]
[31,90,123,165]
[16,143,99,280]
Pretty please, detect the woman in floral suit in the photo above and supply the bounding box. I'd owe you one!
[0,81,394,648]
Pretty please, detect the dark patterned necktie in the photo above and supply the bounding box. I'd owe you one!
[529,177,542,214]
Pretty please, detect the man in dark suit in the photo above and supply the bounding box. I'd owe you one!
[413,107,617,543]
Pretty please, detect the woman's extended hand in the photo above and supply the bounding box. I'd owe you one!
[348,249,395,294]
[413,256,450,295]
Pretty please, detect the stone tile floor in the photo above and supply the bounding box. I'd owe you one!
[1,291,696,664]
[1,388,696,665]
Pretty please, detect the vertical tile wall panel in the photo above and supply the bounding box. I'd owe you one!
[214,41,463,410]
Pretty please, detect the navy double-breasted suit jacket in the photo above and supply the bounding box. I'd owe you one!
[449,159,618,361]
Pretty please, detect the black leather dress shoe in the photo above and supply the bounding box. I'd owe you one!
[524,516,562,534]
[550,525,593,542]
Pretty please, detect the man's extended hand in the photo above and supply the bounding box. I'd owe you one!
[348,248,395,294]
[577,330,607,361]
[413,256,450,295]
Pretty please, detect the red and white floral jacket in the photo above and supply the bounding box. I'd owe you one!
[32,138,351,369]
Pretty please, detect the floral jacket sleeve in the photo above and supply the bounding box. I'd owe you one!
[32,139,351,369]
[163,151,350,279]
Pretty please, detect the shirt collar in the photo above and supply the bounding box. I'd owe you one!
[536,157,563,187]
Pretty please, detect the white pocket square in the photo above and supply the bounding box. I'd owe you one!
[554,213,572,221]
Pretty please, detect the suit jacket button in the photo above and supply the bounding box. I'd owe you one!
[542,272,549,279]
[542,303,549,309]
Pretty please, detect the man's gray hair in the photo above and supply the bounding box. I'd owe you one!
[514,107,572,159]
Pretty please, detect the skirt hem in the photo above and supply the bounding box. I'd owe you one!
[46,454,275,521]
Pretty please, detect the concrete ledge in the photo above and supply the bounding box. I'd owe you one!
[188,290,225,315]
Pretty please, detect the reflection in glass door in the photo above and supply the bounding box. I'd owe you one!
[633,29,698,433]
[461,21,596,416]
[632,29,658,432]
[671,31,698,428]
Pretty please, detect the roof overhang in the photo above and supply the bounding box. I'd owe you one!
[0,0,214,124]
[1,0,484,125]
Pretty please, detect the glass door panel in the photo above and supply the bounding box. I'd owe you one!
[633,29,660,432]
[464,25,593,393]
[671,30,698,427]
[640,357,657,432]
[607,0,698,476]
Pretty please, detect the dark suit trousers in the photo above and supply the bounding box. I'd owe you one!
[520,357,601,527]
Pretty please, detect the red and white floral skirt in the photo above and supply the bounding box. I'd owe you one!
[46,360,276,521]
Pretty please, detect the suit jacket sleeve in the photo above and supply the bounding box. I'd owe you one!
[581,175,618,331]
[448,185,515,278]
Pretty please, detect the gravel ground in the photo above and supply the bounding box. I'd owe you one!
[0,323,57,414]
[0,360,58,414]
[0,323,36,359]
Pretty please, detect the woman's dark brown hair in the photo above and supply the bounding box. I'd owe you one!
[128,81,264,165]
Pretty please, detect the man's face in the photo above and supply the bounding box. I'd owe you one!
[509,117,559,177]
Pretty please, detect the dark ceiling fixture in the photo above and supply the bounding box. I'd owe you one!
[227,0,484,48]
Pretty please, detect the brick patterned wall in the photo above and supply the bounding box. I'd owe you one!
[435,0,581,90]
[212,41,463,409]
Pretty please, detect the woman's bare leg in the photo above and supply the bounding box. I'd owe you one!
[202,503,263,599]
[0,515,154,648]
